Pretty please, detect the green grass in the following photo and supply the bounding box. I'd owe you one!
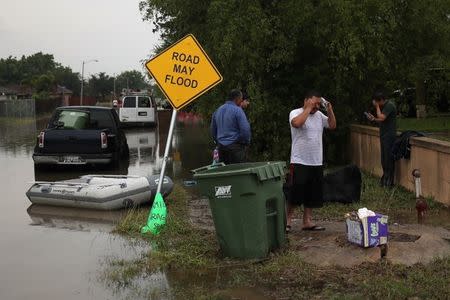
[397,116,450,132]
[248,254,450,299]
[314,173,449,228]
[0,116,37,125]
[113,184,219,270]
[0,113,52,126]
[104,175,450,299]
[432,135,450,142]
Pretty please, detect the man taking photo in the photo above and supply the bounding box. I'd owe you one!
[286,90,336,232]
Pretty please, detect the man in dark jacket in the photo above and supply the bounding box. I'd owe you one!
[366,90,397,187]
[210,89,251,164]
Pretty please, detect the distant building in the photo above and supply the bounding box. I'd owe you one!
[55,85,73,106]
[0,87,16,101]
[0,84,73,105]
[0,85,34,100]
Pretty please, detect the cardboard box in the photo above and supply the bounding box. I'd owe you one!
[346,213,388,247]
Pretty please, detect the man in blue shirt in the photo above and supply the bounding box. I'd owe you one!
[211,89,251,164]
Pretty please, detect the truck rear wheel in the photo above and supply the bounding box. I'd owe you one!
[122,143,130,158]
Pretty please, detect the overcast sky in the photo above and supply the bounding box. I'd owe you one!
[0,0,161,76]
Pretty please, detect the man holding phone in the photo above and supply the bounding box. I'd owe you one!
[365,90,397,187]
[286,90,336,232]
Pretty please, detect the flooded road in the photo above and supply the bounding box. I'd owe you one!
[0,112,211,299]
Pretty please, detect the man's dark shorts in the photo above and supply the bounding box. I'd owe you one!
[289,163,324,208]
[218,143,247,164]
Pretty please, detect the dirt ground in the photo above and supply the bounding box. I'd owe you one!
[189,197,450,267]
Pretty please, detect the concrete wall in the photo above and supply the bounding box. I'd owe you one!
[350,124,450,206]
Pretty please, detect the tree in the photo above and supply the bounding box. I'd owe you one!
[86,72,114,101]
[0,56,22,85]
[0,52,82,96]
[140,0,450,162]
[31,73,55,92]
[31,73,55,101]
[53,66,81,96]
[20,52,57,80]
[115,70,149,93]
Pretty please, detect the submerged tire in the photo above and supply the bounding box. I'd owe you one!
[122,143,130,158]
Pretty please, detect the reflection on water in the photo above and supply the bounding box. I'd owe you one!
[25,204,172,299]
[0,113,211,300]
[126,127,160,177]
[27,204,127,232]
[0,118,36,157]
[127,128,157,165]
[102,268,171,300]
[5,113,214,182]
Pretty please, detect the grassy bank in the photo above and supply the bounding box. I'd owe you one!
[0,113,52,126]
[397,116,450,132]
[113,185,219,270]
[0,116,38,126]
[240,254,450,299]
[397,116,450,142]
[105,174,450,299]
[316,173,449,228]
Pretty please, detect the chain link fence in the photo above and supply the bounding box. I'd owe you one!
[0,99,36,118]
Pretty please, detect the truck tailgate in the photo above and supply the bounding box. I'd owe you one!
[41,130,105,154]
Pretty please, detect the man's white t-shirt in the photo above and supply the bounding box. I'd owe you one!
[289,108,329,166]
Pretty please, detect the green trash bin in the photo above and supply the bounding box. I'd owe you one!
[192,161,287,259]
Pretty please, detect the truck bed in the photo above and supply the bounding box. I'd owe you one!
[33,106,128,166]
[38,129,109,154]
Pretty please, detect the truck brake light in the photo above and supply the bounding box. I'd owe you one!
[101,132,108,149]
[38,131,45,148]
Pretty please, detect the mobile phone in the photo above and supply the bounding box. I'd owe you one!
[364,112,372,119]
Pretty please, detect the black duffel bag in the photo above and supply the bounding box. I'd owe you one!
[323,164,361,204]
[283,164,361,204]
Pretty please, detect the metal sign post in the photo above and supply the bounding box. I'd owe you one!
[142,33,222,235]
[140,110,177,235]
[156,109,177,194]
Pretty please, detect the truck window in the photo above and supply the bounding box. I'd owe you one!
[54,110,89,129]
[123,96,136,108]
[138,97,151,108]
[89,110,115,129]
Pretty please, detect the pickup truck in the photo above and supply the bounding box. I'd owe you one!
[33,106,129,167]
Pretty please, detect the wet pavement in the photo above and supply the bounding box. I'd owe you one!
[0,111,211,299]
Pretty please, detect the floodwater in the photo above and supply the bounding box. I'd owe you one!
[0,111,212,299]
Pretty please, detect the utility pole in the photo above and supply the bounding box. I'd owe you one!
[80,59,98,105]
[113,75,116,99]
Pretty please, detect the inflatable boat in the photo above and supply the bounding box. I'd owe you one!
[26,174,174,210]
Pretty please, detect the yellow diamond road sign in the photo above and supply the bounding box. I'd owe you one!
[145,34,223,110]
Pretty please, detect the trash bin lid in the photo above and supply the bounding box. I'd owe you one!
[192,161,286,182]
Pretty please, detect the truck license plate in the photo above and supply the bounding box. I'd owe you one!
[61,156,85,164]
